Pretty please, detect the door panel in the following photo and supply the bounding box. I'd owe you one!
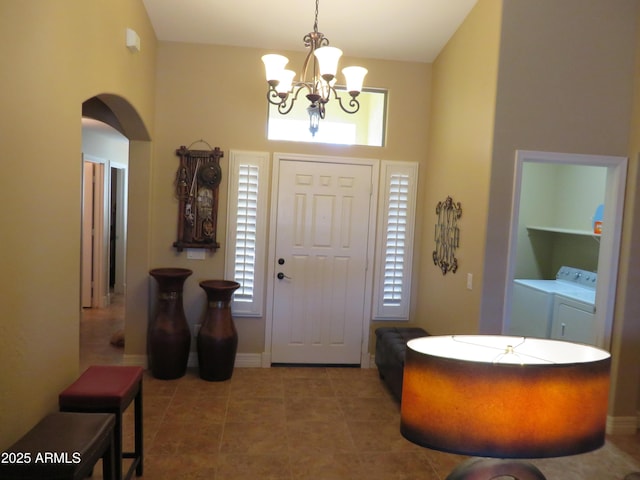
[271,160,372,364]
[81,162,94,308]
[81,160,106,308]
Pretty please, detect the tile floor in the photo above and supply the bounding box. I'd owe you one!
[81,296,640,479]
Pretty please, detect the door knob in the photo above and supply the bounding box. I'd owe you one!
[277,272,292,280]
[278,258,285,265]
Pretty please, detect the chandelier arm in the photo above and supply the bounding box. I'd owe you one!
[330,88,361,114]
[291,82,313,101]
[277,100,295,115]
[273,83,313,115]
[300,47,315,85]
[318,101,326,119]
[266,87,286,106]
[265,87,297,115]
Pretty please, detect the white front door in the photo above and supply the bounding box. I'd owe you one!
[271,159,373,364]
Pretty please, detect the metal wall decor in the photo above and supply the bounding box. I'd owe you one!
[432,196,462,275]
[174,141,223,252]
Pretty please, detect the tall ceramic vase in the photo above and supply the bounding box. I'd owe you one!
[148,268,193,380]
[197,280,241,381]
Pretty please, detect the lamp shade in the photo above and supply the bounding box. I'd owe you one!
[262,54,289,83]
[400,335,611,459]
[342,66,368,94]
[275,69,296,95]
[313,46,342,79]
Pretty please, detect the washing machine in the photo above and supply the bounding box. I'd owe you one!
[510,266,597,341]
[510,280,557,338]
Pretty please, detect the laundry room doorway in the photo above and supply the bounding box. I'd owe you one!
[503,150,627,349]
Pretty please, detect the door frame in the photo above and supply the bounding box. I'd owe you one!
[263,152,380,367]
[503,150,627,350]
[110,162,128,295]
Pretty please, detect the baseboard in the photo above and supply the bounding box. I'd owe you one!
[187,352,263,368]
[124,352,379,370]
[606,414,638,435]
[231,353,263,368]
[122,354,147,368]
[122,353,263,369]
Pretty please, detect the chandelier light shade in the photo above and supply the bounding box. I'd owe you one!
[400,335,611,480]
[261,0,368,136]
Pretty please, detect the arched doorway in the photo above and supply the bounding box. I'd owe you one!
[80,94,151,366]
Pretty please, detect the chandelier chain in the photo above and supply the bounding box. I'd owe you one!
[313,0,319,33]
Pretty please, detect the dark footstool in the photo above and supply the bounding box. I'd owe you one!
[0,412,115,480]
[375,327,429,401]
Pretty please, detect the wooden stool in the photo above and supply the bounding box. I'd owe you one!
[0,412,115,480]
[59,366,143,480]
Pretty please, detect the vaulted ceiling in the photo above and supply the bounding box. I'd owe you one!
[142,0,478,63]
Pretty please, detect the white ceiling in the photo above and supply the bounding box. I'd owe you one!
[141,0,478,63]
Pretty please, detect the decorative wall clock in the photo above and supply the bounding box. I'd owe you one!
[173,142,223,252]
[432,196,462,275]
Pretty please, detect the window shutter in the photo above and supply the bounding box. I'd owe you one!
[225,151,269,317]
[383,174,409,306]
[234,165,258,302]
[374,161,418,320]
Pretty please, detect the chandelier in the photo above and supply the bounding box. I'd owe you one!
[261,0,368,136]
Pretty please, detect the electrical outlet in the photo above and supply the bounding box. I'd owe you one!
[466,273,473,290]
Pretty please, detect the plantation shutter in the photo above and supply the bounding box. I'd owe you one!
[383,174,409,306]
[234,165,259,302]
[373,161,418,320]
[225,151,269,317]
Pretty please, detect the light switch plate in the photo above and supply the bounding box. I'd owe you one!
[186,249,206,260]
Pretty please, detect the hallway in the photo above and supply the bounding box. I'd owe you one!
[80,293,124,370]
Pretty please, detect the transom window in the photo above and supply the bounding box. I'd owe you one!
[266,88,387,146]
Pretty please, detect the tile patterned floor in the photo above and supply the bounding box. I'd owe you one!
[81,298,640,479]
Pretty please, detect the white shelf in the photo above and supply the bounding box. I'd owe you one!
[526,226,600,237]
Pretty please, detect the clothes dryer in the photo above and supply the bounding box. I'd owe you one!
[511,267,597,341]
[551,286,596,344]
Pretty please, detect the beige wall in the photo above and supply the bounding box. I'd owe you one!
[482,0,637,334]
[485,0,639,424]
[611,0,640,421]
[0,0,156,449]
[415,0,502,335]
[136,42,431,360]
[419,0,640,426]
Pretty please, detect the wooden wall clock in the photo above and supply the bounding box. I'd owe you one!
[173,143,223,252]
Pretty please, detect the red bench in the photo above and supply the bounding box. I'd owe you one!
[59,366,143,480]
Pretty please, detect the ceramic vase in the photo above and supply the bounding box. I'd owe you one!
[148,267,192,379]
[197,280,241,381]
